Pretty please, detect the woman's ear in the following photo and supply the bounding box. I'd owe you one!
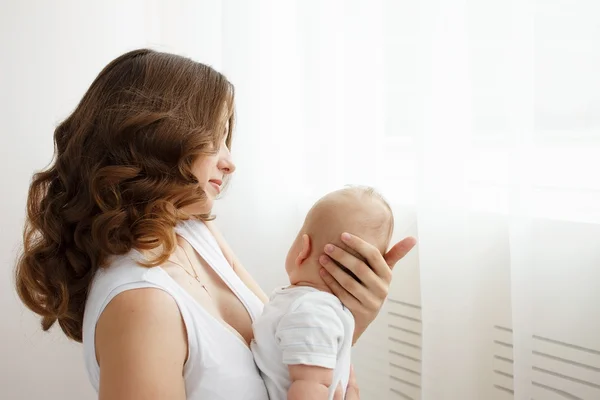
[295,234,312,267]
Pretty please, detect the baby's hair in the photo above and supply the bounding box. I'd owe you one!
[338,185,395,248]
[322,185,395,283]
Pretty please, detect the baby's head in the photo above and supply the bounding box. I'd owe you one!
[285,186,394,288]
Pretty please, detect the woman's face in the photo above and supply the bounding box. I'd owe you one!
[188,120,235,214]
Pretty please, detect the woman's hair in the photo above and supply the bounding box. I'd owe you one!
[15,48,235,342]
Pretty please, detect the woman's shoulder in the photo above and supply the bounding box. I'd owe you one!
[93,279,187,351]
[94,252,159,280]
[87,254,163,301]
[83,253,179,339]
[87,262,188,397]
[82,252,189,391]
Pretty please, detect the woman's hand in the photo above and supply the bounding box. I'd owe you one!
[319,232,417,343]
[334,365,360,400]
[345,365,360,400]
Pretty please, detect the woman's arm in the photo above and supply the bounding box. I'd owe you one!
[319,233,417,343]
[204,220,269,303]
[95,288,188,400]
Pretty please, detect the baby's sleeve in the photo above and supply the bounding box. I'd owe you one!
[275,293,345,369]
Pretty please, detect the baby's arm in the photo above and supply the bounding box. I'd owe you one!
[276,292,351,400]
[287,365,333,400]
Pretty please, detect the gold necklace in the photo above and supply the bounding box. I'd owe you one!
[170,247,212,298]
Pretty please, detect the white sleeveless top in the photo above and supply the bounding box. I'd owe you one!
[82,219,269,399]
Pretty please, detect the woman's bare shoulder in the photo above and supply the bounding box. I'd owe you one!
[95,288,188,400]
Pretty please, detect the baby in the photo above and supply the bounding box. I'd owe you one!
[251,186,394,400]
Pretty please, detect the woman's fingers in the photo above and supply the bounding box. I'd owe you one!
[319,268,362,310]
[333,382,344,400]
[384,236,417,269]
[325,234,417,283]
[345,365,360,399]
[337,233,392,282]
[319,254,373,303]
[322,244,381,291]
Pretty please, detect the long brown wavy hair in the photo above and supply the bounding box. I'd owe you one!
[15,48,235,342]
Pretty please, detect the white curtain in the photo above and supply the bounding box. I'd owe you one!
[209,1,600,399]
[3,1,600,399]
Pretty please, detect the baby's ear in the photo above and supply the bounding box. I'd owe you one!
[295,234,312,266]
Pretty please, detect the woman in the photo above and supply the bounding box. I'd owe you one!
[15,49,416,399]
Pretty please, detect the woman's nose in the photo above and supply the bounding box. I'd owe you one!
[218,148,236,174]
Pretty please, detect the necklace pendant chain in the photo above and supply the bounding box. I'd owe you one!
[171,247,212,298]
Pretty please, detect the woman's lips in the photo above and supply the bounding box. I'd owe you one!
[209,179,222,193]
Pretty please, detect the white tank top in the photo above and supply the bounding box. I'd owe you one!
[82,219,269,399]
